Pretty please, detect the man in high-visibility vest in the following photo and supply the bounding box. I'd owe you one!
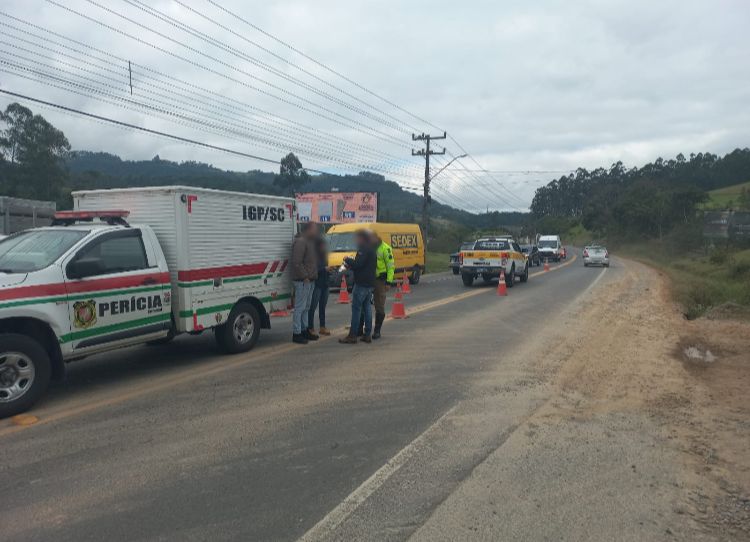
[372,233,395,339]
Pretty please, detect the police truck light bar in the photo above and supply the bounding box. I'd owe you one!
[54,210,130,220]
[52,210,131,227]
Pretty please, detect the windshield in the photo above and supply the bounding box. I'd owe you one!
[0,230,89,273]
[538,240,558,248]
[475,240,510,250]
[327,232,358,253]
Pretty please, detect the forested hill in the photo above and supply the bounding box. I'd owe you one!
[530,148,750,240]
[66,151,528,229]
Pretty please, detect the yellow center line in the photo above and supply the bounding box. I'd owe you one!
[0,254,578,437]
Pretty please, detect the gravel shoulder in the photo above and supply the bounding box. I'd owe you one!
[410,258,750,541]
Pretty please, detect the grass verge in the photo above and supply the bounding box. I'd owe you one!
[620,243,750,319]
[425,251,451,274]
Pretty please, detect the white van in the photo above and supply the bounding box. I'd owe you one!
[538,235,564,262]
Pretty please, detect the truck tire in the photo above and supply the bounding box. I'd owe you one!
[520,263,529,283]
[505,265,515,288]
[0,333,52,418]
[461,272,474,287]
[408,266,421,285]
[216,302,261,354]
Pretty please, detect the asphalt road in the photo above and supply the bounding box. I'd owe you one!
[0,252,607,541]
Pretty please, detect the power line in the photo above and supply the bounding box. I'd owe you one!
[49,0,411,149]
[0,62,426,187]
[0,88,294,168]
[0,15,417,171]
[125,0,415,136]
[203,0,442,134]
[173,0,423,134]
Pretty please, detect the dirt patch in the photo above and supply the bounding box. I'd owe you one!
[525,260,750,540]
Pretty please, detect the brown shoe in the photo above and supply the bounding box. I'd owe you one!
[339,335,358,344]
[360,335,372,343]
[318,327,331,336]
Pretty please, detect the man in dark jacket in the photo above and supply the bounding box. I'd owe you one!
[291,222,318,344]
[339,229,376,344]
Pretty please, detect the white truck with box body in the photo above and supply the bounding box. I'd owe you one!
[0,186,294,417]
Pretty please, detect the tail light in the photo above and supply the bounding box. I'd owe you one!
[605,251,609,258]
[459,253,464,265]
[583,249,589,257]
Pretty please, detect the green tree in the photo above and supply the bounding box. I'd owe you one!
[273,152,309,195]
[0,103,71,200]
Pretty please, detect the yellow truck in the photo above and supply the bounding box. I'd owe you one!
[459,236,528,287]
[327,223,425,287]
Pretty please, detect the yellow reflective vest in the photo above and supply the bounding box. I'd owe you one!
[376,241,395,283]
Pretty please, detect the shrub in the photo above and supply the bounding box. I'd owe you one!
[729,260,750,279]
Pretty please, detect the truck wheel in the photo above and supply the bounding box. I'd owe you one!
[0,333,52,418]
[452,267,459,275]
[520,263,529,283]
[505,265,515,288]
[461,272,474,287]
[216,302,261,354]
[408,266,421,285]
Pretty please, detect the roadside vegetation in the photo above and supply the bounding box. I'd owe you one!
[621,238,750,319]
[425,250,451,274]
[528,152,750,319]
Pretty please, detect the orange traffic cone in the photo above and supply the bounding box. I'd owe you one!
[497,269,508,296]
[390,291,408,319]
[401,271,412,294]
[336,276,351,304]
[544,258,550,271]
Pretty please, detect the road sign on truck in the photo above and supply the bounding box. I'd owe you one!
[0,186,295,417]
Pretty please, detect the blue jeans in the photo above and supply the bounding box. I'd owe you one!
[293,280,314,334]
[308,284,329,329]
[350,285,373,336]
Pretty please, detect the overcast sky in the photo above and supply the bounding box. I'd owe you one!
[1,0,749,211]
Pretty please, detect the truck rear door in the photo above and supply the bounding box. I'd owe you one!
[62,228,172,353]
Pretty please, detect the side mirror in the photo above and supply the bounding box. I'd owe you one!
[68,257,103,279]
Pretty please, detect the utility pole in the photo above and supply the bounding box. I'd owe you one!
[412,132,446,243]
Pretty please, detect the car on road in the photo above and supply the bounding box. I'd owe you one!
[583,245,610,267]
[449,241,476,274]
[520,244,541,266]
[459,236,528,287]
[538,235,564,262]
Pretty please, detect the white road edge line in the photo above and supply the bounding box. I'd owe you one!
[299,258,603,541]
[298,404,460,541]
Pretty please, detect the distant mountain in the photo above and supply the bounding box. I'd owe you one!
[66,151,528,231]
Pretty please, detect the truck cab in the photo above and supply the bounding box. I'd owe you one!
[0,211,173,417]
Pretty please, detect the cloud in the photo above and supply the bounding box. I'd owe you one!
[1,0,748,211]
